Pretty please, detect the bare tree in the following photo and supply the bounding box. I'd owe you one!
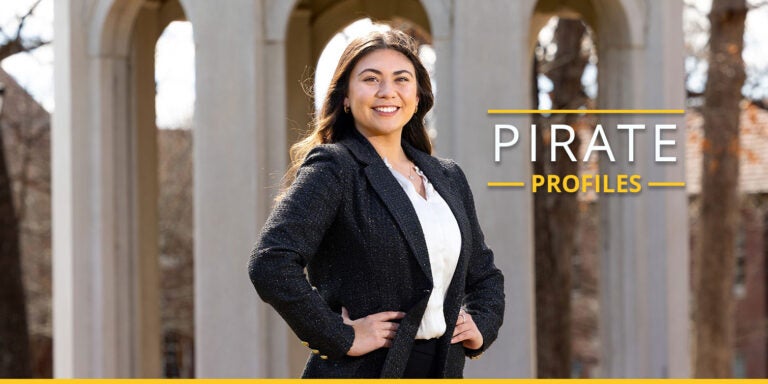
[0,0,48,377]
[0,85,30,378]
[533,18,590,378]
[694,0,747,377]
[157,129,195,377]
[0,66,53,377]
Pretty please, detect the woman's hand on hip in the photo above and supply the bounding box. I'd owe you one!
[342,307,405,356]
[451,309,483,350]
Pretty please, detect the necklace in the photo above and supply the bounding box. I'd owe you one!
[384,157,418,181]
[408,165,416,180]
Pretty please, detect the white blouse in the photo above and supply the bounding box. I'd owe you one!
[384,158,462,340]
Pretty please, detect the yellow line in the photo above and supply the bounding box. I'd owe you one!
[647,181,686,187]
[1,380,750,383]
[487,182,526,187]
[487,109,685,114]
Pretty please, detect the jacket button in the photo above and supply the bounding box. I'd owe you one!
[311,349,320,355]
[320,355,328,360]
[300,341,309,347]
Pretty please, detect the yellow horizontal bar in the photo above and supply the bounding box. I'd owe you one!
[487,182,526,187]
[647,181,686,187]
[3,380,765,383]
[487,109,685,114]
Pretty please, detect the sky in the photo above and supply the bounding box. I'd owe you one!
[0,0,53,111]
[155,22,195,128]
[0,0,767,128]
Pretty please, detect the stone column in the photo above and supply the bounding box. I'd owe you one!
[448,0,537,377]
[182,0,277,377]
[129,3,163,377]
[54,0,166,377]
[53,0,96,377]
[597,0,689,377]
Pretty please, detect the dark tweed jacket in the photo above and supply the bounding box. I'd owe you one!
[248,130,505,378]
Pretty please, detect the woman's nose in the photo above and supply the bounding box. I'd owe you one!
[376,80,395,98]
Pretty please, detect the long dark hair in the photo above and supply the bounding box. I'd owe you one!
[282,29,434,194]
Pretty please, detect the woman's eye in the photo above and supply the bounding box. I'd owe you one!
[364,77,379,83]
[396,77,410,82]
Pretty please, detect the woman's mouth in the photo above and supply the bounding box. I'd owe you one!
[373,106,400,115]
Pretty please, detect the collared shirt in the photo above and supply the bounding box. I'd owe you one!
[384,158,462,339]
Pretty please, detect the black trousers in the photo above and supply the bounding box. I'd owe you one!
[402,339,439,378]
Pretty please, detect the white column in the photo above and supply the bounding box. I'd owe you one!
[55,0,137,377]
[640,0,689,378]
[55,0,167,377]
[448,0,537,377]
[598,45,645,377]
[130,4,162,377]
[53,0,96,376]
[184,0,273,377]
[598,0,689,377]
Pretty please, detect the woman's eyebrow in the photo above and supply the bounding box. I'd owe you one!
[357,68,382,76]
[357,68,414,77]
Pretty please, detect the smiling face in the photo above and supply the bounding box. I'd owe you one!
[344,49,419,141]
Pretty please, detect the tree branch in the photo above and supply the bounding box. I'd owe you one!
[0,0,49,61]
[14,0,43,42]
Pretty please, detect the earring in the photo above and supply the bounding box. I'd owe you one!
[344,105,350,114]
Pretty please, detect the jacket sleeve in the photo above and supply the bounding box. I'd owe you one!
[248,145,355,360]
[453,162,505,359]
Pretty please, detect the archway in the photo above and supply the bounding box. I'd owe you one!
[528,0,689,377]
[52,0,193,377]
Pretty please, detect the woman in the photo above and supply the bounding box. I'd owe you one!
[248,29,504,378]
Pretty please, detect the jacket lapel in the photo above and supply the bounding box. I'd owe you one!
[340,132,434,284]
[403,143,472,281]
[405,143,474,377]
